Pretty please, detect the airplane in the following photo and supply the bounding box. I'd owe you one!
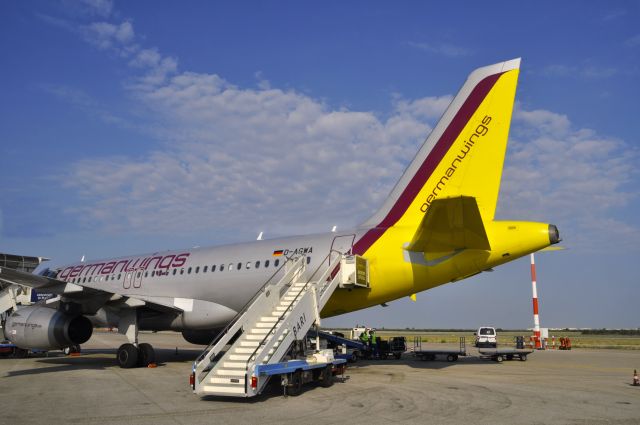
[0,58,560,368]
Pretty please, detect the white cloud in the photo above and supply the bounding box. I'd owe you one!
[625,34,640,47]
[62,0,113,18]
[407,41,470,58]
[54,12,640,251]
[539,64,619,80]
[392,95,453,120]
[498,108,639,250]
[603,8,626,21]
[81,21,135,53]
[63,70,431,236]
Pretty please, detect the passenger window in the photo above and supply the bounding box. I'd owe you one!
[255,261,260,269]
[229,263,233,271]
[237,262,242,271]
[137,272,141,278]
[265,260,270,268]
[203,266,208,273]
[195,266,199,274]
[118,273,121,280]
[307,257,311,264]
[188,267,192,274]
[180,269,184,275]
[220,264,225,272]
[246,262,251,270]
[275,259,280,267]
[173,269,177,275]
[212,265,216,272]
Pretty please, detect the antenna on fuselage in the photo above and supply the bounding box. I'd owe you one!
[80,255,85,263]
[257,232,263,240]
[331,226,337,233]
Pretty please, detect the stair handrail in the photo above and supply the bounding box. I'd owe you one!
[243,250,343,374]
[192,256,306,377]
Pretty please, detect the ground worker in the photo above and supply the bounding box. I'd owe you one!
[359,329,369,345]
[369,329,377,357]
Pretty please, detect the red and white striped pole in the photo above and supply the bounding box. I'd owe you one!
[530,253,542,349]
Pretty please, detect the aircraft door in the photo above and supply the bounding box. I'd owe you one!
[330,234,355,264]
[133,269,143,288]
[122,270,133,289]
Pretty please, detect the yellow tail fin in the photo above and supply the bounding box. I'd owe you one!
[355,59,520,255]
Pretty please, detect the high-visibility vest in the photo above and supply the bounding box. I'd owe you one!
[370,332,377,345]
[360,332,369,343]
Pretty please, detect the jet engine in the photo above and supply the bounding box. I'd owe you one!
[181,329,221,345]
[3,305,93,350]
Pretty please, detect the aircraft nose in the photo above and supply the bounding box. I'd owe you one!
[548,224,561,244]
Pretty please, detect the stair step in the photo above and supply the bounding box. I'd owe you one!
[245,334,267,341]
[234,347,259,354]
[250,328,271,334]
[255,322,276,328]
[202,385,246,395]
[239,340,260,347]
[229,354,251,361]
[223,361,246,369]
[214,369,246,377]
[260,316,278,322]
[274,305,290,312]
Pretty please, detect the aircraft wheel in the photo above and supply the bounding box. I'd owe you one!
[320,365,333,388]
[446,354,456,362]
[520,354,527,361]
[117,343,138,368]
[495,355,503,363]
[137,343,155,367]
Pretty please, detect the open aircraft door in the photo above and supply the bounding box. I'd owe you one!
[330,234,355,265]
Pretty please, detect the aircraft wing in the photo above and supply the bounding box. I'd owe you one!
[0,266,181,313]
[405,196,491,252]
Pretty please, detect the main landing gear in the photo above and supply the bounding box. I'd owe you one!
[116,310,156,368]
[117,342,156,368]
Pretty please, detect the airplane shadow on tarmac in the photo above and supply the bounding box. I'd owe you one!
[4,347,204,377]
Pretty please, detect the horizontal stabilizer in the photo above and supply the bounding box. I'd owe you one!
[405,196,490,252]
[539,246,566,252]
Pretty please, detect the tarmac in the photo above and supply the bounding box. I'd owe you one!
[0,331,638,425]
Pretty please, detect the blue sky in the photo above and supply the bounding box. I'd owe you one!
[1,0,639,328]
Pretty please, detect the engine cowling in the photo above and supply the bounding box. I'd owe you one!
[181,329,221,345]
[4,305,93,350]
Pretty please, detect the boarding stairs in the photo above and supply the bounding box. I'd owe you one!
[192,251,346,397]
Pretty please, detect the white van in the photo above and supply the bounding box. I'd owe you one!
[474,327,497,348]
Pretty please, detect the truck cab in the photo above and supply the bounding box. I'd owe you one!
[474,327,497,348]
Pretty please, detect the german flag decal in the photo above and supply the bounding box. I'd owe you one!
[272,250,283,257]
